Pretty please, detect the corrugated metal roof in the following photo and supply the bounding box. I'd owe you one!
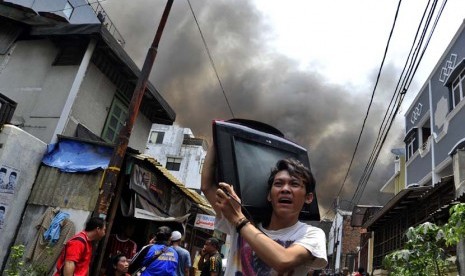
[363,176,455,229]
[132,154,214,215]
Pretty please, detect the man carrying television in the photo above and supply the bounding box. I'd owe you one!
[201,144,327,275]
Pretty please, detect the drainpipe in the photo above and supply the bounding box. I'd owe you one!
[428,80,438,185]
[51,38,97,144]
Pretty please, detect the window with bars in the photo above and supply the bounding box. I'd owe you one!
[166,157,182,171]
[149,131,165,144]
[451,68,465,109]
[102,97,128,143]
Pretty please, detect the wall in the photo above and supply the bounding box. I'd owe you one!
[0,125,47,269]
[404,23,465,186]
[66,63,153,152]
[145,124,206,189]
[9,0,100,24]
[0,39,78,143]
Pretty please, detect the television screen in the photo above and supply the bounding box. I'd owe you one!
[213,119,320,221]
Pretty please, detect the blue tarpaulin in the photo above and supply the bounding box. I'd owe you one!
[42,140,113,172]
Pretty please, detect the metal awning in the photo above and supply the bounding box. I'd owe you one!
[363,176,454,229]
[132,154,214,215]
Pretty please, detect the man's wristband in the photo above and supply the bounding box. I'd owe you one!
[235,217,250,233]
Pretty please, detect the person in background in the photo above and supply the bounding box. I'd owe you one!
[106,254,130,276]
[198,238,222,276]
[191,251,202,276]
[171,230,191,276]
[54,217,106,276]
[103,223,138,274]
[342,267,350,276]
[201,144,328,275]
[354,267,366,276]
[140,226,178,276]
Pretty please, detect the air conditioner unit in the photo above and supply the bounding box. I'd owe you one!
[0,93,17,127]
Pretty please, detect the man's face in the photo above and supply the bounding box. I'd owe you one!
[96,225,107,240]
[203,240,216,254]
[115,256,129,273]
[267,170,313,218]
[9,175,16,183]
[0,209,4,219]
[0,172,5,180]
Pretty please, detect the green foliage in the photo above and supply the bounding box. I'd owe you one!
[4,244,49,276]
[383,222,453,276]
[383,203,465,276]
[443,203,465,246]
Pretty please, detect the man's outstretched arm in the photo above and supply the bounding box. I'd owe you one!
[201,144,222,217]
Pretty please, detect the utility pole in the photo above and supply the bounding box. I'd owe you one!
[95,0,174,218]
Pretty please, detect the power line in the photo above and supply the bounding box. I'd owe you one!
[186,0,235,118]
[351,0,438,205]
[351,0,447,205]
[329,0,403,215]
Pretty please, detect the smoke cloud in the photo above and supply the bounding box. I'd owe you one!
[103,0,407,216]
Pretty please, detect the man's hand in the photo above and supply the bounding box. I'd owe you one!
[215,183,244,226]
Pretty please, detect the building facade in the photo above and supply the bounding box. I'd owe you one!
[328,209,361,274]
[356,19,465,274]
[0,1,174,151]
[144,123,207,191]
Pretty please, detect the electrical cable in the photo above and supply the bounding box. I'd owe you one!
[351,0,447,205]
[351,0,437,204]
[186,0,235,118]
[328,0,403,218]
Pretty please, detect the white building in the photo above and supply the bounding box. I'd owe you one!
[145,124,207,191]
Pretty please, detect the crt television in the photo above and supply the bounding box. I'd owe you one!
[213,119,321,221]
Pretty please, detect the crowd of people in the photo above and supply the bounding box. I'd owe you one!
[53,136,332,276]
[54,216,221,276]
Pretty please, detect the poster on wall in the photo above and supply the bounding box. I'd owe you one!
[130,164,169,210]
[0,165,20,195]
[0,203,8,229]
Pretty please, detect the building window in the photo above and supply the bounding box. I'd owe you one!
[404,128,418,161]
[63,1,74,19]
[451,69,465,109]
[149,131,165,144]
[166,157,182,171]
[102,97,128,143]
[199,158,204,174]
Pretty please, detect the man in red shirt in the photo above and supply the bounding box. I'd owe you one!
[54,216,106,276]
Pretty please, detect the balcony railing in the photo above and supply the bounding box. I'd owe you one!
[86,1,125,47]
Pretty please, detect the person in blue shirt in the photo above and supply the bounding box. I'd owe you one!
[171,231,192,276]
[141,226,178,276]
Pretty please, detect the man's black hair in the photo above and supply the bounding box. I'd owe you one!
[84,216,105,231]
[0,168,6,174]
[10,171,17,177]
[155,226,172,243]
[206,237,221,250]
[111,253,126,267]
[267,158,315,194]
[0,205,5,211]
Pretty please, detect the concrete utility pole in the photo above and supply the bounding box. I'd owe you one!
[95,0,174,218]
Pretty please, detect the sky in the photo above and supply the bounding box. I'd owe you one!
[101,0,465,217]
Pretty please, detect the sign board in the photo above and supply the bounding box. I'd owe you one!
[194,213,215,230]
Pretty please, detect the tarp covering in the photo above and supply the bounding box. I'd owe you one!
[42,140,112,172]
[121,193,190,223]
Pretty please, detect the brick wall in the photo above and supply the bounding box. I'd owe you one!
[341,215,361,271]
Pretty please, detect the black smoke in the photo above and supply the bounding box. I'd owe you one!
[102,0,407,216]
